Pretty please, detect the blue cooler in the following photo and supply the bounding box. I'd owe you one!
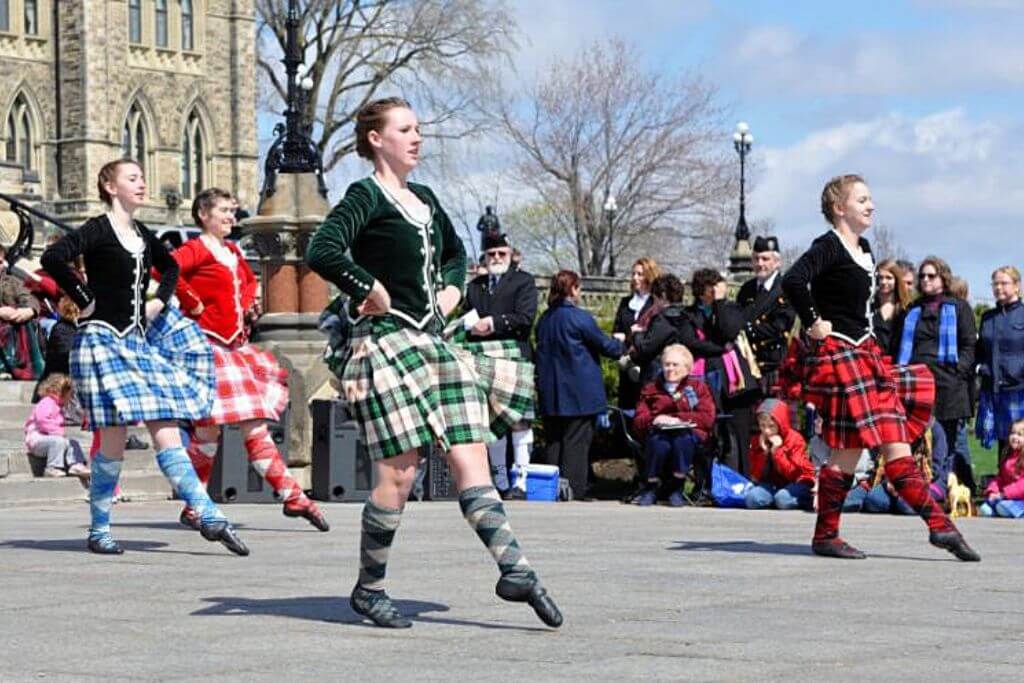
[510,464,560,502]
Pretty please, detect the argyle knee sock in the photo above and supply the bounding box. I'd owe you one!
[358,499,404,592]
[459,485,535,584]
[885,456,955,533]
[813,468,853,543]
[511,430,533,491]
[88,452,122,540]
[156,446,226,525]
[244,426,309,508]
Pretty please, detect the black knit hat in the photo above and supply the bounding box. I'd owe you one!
[483,232,511,251]
[753,235,779,254]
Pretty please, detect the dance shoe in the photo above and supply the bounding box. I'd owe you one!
[200,521,250,556]
[350,585,412,628]
[495,575,564,628]
[929,530,981,562]
[811,538,866,559]
[87,534,124,555]
[179,507,201,531]
[283,501,330,532]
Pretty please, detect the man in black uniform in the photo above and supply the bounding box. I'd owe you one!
[462,233,538,499]
[737,235,796,396]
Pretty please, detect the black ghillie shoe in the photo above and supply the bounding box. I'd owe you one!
[811,538,867,560]
[929,530,981,562]
[283,502,330,532]
[87,534,124,555]
[179,507,201,531]
[350,585,412,628]
[200,521,250,556]
[496,575,563,628]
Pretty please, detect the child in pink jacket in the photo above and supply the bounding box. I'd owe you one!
[980,419,1024,519]
[24,374,88,479]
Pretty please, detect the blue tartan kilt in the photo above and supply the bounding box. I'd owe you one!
[70,305,215,428]
[976,387,1024,449]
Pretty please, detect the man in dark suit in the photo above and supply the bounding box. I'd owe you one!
[737,236,796,395]
[462,233,538,499]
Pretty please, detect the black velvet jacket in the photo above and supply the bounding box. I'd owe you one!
[462,268,538,358]
[41,215,178,335]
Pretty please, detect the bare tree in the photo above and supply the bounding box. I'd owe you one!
[255,0,516,172]
[869,223,910,263]
[490,38,736,276]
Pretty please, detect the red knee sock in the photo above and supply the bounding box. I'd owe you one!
[814,468,853,543]
[884,456,954,533]
[244,427,309,509]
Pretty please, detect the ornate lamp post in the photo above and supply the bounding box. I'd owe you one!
[728,121,755,281]
[603,193,617,277]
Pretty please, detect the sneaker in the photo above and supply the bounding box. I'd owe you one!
[350,585,412,628]
[87,533,124,555]
[634,488,657,506]
[125,434,149,450]
[667,489,686,508]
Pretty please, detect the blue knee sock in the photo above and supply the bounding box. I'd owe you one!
[89,452,122,540]
[156,446,226,525]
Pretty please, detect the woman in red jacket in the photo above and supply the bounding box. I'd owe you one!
[632,344,716,506]
[745,399,815,510]
[168,188,328,532]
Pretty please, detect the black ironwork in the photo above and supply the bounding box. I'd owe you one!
[734,130,752,242]
[260,0,326,203]
[0,191,74,272]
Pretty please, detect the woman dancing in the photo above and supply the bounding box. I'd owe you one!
[167,188,328,532]
[782,174,978,561]
[41,159,248,556]
[306,97,562,628]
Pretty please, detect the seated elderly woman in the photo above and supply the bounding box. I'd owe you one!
[631,344,716,507]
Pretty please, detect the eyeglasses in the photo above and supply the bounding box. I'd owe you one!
[485,250,510,259]
[918,272,940,280]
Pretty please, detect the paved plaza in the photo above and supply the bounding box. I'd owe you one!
[0,499,1021,682]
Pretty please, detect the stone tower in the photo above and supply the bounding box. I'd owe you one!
[0,0,257,225]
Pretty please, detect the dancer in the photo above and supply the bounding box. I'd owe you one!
[41,158,248,556]
[166,188,328,532]
[306,97,562,629]
[781,174,978,561]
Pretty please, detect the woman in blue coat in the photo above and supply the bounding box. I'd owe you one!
[535,270,624,499]
[977,265,1024,456]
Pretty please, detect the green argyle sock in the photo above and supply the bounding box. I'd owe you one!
[357,499,404,592]
[459,485,535,584]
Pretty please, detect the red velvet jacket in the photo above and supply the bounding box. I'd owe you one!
[748,398,815,487]
[633,376,715,441]
[158,238,257,345]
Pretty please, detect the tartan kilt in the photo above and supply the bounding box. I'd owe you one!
[339,319,534,461]
[70,305,215,428]
[976,387,1024,449]
[196,341,289,426]
[801,336,934,449]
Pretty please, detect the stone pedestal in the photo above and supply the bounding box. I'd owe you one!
[728,238,754,284]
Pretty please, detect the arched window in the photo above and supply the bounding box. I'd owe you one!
[4,94,34,170]
[24,0,37,35]
[181,110,205,198]
[128,0,141,43]
[122,102,147,175]
[181,0,194,51]
[155,0,168,47]
[0,1,10,32]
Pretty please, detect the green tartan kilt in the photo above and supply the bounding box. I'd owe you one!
[340,319,534,461]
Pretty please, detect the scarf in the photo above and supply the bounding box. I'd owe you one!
[897,301,958,366]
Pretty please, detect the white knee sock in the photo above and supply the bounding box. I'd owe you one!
[487,438,508,469]
[511,429,533,490]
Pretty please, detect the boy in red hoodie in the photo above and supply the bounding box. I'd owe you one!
[745,398,816,510]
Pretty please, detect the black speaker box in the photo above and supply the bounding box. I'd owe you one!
[310,399,376,502]
[207,409,289,504]
[423,443,457,501]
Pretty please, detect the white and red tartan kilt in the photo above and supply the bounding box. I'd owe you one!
[802,336,934,449]
[196,342,289,426]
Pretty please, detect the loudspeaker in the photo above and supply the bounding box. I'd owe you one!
[207,409,290,504]
[423,443,457,501]
[310,399,376,502]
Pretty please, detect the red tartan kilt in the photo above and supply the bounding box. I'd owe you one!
[197,343,289,426]
[801,336,934,449]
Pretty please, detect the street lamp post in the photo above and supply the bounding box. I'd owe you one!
[604,193,618,277]
[733,121,753,242]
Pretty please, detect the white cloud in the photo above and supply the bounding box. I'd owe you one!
[751,108,1024,303]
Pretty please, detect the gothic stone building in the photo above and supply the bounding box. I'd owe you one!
[0,0,257,229]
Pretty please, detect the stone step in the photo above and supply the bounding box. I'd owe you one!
[1,445,158,477]
[0,381,36,403]
[0,469,172,507]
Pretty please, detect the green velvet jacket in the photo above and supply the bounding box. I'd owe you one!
[306,176,467,331]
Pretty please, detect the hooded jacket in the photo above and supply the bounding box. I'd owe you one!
[748,398,815,487]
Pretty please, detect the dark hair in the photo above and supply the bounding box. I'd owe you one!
[690,268,724,300]
[548,269,580,307]
[896,259,916,277]
[917,255,954,296]
[355,97,412,160]
[191,187,234,227]
[820,173,866,225]
[97,158,142,205]
[650,273,685,303]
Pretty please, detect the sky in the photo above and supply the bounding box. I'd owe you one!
[260,0,1024,303]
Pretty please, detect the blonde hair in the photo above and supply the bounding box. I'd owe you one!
[56,295,80,322]
[992,265,1021,285]
[821,174,866,225]
[661,343,694,369]
[97,158,142,205]
[632,257,662,293]
[38,373,73,401]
